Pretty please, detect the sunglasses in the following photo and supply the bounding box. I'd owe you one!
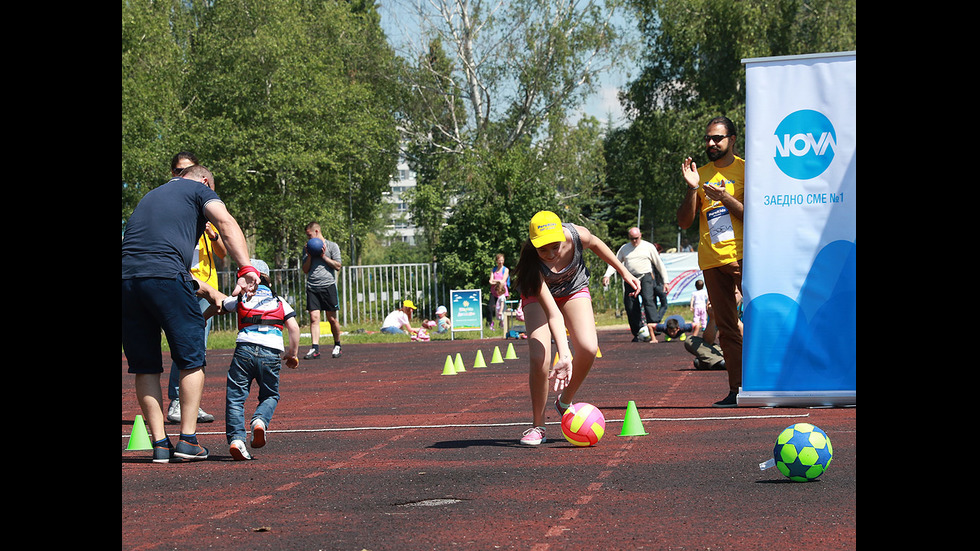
[704,134,731,143]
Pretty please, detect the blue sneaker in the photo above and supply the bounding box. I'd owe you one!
[152,439,174,464]
[173,438,209,461]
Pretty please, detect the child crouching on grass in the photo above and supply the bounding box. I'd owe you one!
[220,259,300,460]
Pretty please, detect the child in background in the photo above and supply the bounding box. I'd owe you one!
[513,211,640,445]
[489,254,510,330]
[412,320,436,342]
[220,259,300,461]
[435,305,452,333]
[690,279,709,337]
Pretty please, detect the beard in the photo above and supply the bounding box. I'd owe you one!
[706,146,726,162]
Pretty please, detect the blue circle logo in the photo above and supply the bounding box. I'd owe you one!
[773,110,837,180]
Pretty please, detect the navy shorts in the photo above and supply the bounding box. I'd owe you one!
[306,284,339,312]
[122,277,206,374]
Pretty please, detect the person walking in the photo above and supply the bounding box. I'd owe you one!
[601,227,670,342]
[122,164,259,463]
[220,259,300,461]
[165,151,223,424]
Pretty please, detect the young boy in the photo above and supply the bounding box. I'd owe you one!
[220,259,300,460]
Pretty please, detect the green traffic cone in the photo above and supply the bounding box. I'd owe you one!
[619,400,648,436]
[505,342,518,359]
[441,355,457,375]
[126,414,153,450]
[490,346,504,364]
[474,350,487,368]
[454,352,466,372]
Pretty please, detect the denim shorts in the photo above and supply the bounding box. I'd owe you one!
[122,277,206,374]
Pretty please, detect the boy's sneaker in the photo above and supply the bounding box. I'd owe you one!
[173,439,209,461]
[230,440,253,461]
[251,419,267,448]
[153,439,174,464]
[520,426,546,446]
[332,345,342,358]
[304,348,320,360]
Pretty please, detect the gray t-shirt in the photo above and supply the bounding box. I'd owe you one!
[539,223,590,298]
[303,239,342,288]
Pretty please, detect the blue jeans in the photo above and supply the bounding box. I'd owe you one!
[225,343,282,444]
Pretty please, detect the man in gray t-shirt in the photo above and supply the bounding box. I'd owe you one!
[302,222,343,359]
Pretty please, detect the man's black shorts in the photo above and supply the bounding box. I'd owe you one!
[307,284,339,312]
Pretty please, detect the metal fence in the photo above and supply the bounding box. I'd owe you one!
[210,263,443,332]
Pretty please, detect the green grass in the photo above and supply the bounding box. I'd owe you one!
[172,304,692,351]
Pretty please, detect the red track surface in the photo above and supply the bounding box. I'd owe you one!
[122,327,856,550]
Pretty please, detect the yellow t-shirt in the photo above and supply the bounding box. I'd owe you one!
[190,229,221,289]
[695,156,744,270]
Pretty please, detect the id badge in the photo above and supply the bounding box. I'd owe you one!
[706,207,734,244]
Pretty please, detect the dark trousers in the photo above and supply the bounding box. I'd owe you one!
[701,261,743,392]
[624,273,667,336]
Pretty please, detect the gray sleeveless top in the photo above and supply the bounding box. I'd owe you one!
[539,223,590,298]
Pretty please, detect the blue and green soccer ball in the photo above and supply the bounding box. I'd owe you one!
[773,423,833,482]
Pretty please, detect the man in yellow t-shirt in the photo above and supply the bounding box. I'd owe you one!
[678,116,745,408]
[165,152,227,423]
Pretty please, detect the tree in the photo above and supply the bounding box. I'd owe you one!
[388,0,634,290]
[121,0,200,230]
[604,0,857,247]
[175,0,401,268]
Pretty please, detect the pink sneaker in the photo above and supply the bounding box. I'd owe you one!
[520,426,546,446]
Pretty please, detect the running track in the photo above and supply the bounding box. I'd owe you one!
[122,327,856,550]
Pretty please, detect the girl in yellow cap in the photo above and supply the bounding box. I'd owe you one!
[513,211,640,445]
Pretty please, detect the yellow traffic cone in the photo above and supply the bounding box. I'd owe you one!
[596,346,602,358]
[126,414,153,450]
[619,400,648,436]
[454,352,466,373]
[442,355,457,375]
[491,346,504,364]
[505,342,518,359]
[553,350,573,366]
[474,350,487,368]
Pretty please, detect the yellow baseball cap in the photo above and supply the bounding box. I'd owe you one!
[403,300,417,310]
[529,211,566,248]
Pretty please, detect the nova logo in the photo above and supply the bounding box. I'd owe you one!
[773,109,836,180]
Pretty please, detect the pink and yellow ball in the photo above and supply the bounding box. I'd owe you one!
[561,403,605,446]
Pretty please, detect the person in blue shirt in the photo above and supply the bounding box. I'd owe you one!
[122,164,259,463]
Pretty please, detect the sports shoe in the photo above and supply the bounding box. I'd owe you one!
[332,345,342,358]
[554,397,569,417]
[712,391,738,408]
[166,398,215,423]
[304,348,320,360]
[173,439,209,461]
[251,419,267,448]
[153,439,174,464]
[520,426,546,446]
[230,440,253,461]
